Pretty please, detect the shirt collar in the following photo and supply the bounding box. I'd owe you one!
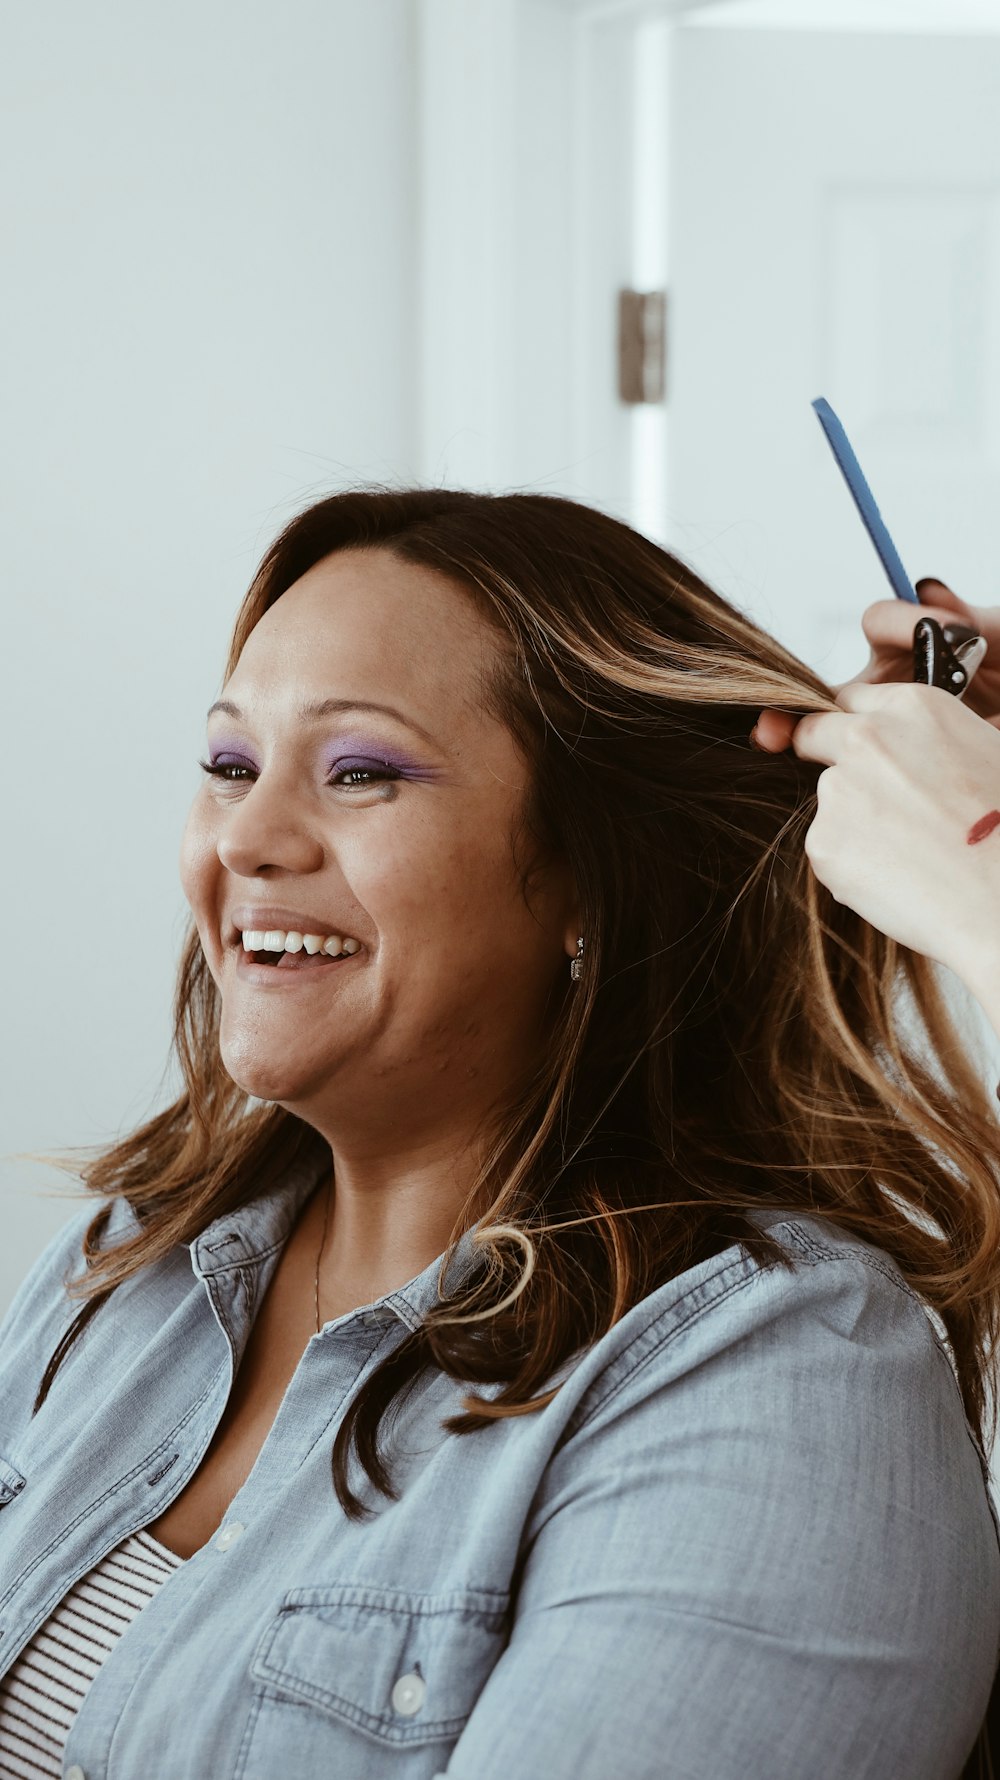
[189,1128,488,1332]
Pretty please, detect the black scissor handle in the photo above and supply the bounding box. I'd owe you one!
[912,615,977,695]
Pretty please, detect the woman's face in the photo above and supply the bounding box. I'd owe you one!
[179,547,580,1142]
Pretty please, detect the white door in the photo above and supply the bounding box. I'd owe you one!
[665,23,1000,686]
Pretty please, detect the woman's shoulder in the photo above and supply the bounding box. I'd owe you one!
[2,1197,107,1324]
[0,1195,132,1427]
[613,1199,930,1350]
[534,1203,1000,1620]
[558,1203,981,1471]
[508,1207,1000,1780]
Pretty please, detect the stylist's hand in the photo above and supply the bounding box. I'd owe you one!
[852,577,1000,727]
[787,681,1000,993]
[752,579,1000,754]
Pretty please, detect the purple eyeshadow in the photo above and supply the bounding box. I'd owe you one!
[206,732,441,780]
[323,735,441,779]
[206,739,256,768]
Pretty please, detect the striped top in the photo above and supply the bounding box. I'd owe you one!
[0,1526,185,1778]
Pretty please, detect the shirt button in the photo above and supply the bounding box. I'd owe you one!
[391,1670,426,1715]
[66,1767,86,1780]
[214,1520,245,1551]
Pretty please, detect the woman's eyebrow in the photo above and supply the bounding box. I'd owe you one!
[205,696,438,747]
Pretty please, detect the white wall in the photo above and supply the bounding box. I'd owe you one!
[690,0,1000,27]
[418,0,651,520]
[418,0,580,493]
[0,0,419,1310]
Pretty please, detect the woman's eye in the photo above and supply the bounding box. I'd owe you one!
[197,759,399,788]
[197,758,250,779]
[330,764,399,787]
[199,760,252,782]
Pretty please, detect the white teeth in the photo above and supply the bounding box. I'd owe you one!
[239,927,361,957]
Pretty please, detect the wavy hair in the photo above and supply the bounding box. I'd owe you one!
[26,488,1000,1533]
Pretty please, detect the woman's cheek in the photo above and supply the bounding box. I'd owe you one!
[178,805,221,914]
[346,809,461,895]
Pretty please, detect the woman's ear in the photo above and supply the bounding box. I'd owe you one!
[539,855,581,962]
[563,909,584,962]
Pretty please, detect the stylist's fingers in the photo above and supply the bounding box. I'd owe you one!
[859,582,980,672]
[749,708,798,752]
[913,576,969,609]
[790,679,958,765]
[751,692,861,754]
[785,707,851,766]
[783,680,900,765]
[751,580,988,752]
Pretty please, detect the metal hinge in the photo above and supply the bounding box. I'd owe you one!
[617,288,667,404]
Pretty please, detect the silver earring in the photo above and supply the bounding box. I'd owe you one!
[570,936,584,981]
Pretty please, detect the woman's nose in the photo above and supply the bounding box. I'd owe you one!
[215,775,327,875]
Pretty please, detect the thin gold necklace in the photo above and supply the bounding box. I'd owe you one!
[314,1177,333,1334]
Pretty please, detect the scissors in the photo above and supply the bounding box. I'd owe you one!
[812,396,988,698]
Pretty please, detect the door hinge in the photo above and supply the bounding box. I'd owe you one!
[617,288,667,404]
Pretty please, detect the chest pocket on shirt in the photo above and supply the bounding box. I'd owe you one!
[0,1458,26,1509]
[238,1582,510,1775]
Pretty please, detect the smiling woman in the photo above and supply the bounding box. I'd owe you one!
[2,488,1000,1780]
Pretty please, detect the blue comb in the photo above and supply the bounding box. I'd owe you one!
[812,396,919,603]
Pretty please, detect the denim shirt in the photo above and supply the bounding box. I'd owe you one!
[1,1137,998,1780]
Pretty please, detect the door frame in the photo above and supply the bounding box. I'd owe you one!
[416,0,691,507]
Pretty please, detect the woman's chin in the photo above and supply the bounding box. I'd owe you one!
[218,1038,346,1106]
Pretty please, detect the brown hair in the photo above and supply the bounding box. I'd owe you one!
[27,488,1000,1526]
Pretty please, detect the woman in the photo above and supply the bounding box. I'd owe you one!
[1,492,998,1780]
